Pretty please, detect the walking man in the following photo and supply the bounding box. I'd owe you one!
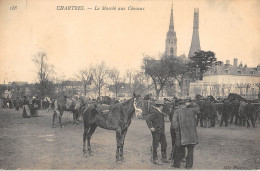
[171,101,200,169]
[146,105,168,165]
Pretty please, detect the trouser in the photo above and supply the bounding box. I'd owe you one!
[220,113,228,127]
[203,116,211,128]
[152,131,167,160]
[211,116,216,127]
[196,112,204,127]
[173,144,195,169]
[246,113,255,128]
[230,112,239,125]
[239,115,246,126]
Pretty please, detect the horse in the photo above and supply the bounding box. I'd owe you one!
[52,96,83,128]
[82,93,142,162]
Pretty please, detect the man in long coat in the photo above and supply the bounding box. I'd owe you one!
[171,102,200,169]
[220,100,231,127]
[202,98,212,128]
[238,100,247,126]
[210,101,218,127]
[230,99,240,125]
[245,101,256,128]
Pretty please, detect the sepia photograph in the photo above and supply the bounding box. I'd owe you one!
[0,0,260,170]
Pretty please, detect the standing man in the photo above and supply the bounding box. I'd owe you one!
[146,105,168,165]
[239,100,247,126]
[230,99,240,125]
[220,100,231,127]
[171,102,200,169]
[244,101,256,128]
[202,98,212,128]
[211,101,218,127]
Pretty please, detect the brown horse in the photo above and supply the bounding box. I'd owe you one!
[52,96,83,128]
[82,94,142,162]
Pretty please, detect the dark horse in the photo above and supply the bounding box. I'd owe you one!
[52,96,82,127]
[82,94,142,162]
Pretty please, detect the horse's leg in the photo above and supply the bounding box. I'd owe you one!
[59,111,64,128]
[116,130,121,162]
[75,111,79,124]
[83,126,90,157]
[52,111,57,128]
[120,128,128,162]
[87,124,97,156]
[73,111,76,124]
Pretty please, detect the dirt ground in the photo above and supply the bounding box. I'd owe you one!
[0,108,259,170]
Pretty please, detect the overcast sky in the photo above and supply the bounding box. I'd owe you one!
[0,0,260,83]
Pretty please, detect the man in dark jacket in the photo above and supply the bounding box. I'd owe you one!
[171,102,200,169]
[230,99,240,125]
[220,100,231,127]
[146,105,168,165]
[202,98,212,128]
[195,99,204,127]
[245,101,256,128]
[210,101,218,127]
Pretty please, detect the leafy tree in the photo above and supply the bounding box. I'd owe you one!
[188,50,217,80]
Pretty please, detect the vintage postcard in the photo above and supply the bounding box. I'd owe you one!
[0,0,259,170]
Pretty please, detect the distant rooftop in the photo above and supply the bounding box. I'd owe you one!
[204,58,260,77]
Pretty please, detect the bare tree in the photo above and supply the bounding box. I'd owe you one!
[109,68,124,98]
[76,68,93,96]
[143,54,187,100]
[132,70,148,95]
[32,51,54,99]
[90,62,109,98]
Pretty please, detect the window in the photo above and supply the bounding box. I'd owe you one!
[170,48,174,55]
[250,71,255,75]
[237,71,241,74]
[225,70,229,74]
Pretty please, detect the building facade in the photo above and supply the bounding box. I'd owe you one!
[190,59,260,99]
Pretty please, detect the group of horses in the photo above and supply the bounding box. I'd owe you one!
[51,92,260,163]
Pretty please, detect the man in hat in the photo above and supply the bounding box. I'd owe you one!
[146,105,168,165]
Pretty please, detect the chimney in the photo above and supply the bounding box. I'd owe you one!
[226,60,230,65]
[257,64,260,71]
[233,58,238,67]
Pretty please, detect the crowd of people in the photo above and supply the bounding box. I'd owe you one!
[0,96,55,118]
[142,94,259,169]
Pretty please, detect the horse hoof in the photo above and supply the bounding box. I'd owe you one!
[60,125,64,128]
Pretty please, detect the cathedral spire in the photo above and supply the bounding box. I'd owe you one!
[165,3,177,57]
[188,8,201,58]
[169,3,174,31]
